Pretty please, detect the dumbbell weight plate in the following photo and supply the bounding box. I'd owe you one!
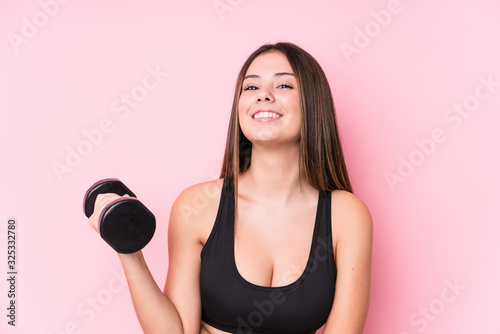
[99,197,156,254]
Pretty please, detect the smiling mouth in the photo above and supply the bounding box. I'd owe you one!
[252,111,282,119]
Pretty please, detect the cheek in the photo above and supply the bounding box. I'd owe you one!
[238,94,251,112]
[283,95,301,121]
[238,95,252,124]
[285,95,302,134]
[290,94,301,114]
[237,99,245,119]
[278,91,300,111]
[238,103,249,132]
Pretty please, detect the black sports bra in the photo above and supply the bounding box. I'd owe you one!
[200,178,337,334]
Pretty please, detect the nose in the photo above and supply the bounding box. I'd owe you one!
[257,87,274,103]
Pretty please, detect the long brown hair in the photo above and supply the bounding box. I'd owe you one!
[220,42,352,199]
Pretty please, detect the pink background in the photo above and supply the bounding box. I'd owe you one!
[1,0,500,333]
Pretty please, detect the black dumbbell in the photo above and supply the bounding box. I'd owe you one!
[83,178,156,254]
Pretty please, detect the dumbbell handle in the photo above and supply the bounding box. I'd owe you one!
[83,178,136,218]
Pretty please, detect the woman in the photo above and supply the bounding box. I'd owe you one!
[89,42,373,334]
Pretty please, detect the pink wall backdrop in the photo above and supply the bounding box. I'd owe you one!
[1,0,499,333]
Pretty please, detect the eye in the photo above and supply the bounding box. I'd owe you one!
[243,85,258,91]
[277,84,293,89]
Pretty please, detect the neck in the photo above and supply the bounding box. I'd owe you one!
[239,143,310,204]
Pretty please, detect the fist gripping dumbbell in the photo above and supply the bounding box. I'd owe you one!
[83,178,156,254]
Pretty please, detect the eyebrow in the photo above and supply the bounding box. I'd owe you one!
[244,72,295,80]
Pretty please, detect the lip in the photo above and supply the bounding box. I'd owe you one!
[251,109,283,119]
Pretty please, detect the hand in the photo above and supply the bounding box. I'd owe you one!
[88,193,130,233]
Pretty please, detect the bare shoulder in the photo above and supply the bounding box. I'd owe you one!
[323,190,372,332]
[330,190,373,242]
[169,178,224,244]
[164,179,225,333]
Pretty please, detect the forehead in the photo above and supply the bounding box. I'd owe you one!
[245,51,294,76]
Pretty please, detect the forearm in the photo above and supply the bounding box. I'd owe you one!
[118,251,184,334]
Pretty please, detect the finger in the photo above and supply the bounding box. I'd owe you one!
[89,193,121,232]
[88,214,99,232]
[94,193,121,211]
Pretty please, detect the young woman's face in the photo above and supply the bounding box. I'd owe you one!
[238,51,301,146]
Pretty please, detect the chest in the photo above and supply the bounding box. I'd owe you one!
[234,195,320,287]
[199,188,336,333]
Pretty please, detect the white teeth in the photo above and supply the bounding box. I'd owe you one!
[253,111,281,119]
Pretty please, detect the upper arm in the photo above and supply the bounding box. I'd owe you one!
[163,180,222,334]
[323,191,373,334]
